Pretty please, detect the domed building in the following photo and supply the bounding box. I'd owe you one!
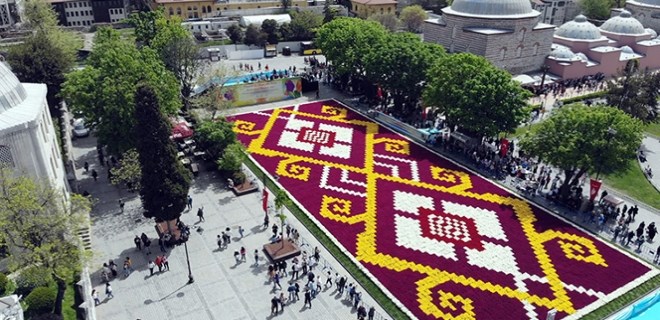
[423,0,555,74]
[545,11,660,79]
[0,62,69,196]
[624,0,660,33]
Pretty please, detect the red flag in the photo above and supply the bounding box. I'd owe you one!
[500,138,510,157]
[377,86,383,99]
[262,189,269,213]
[589,179,602,202]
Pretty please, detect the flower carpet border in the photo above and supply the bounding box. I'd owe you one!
[229,100,659,320]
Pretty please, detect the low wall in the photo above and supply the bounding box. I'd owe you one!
[228,49,264,60]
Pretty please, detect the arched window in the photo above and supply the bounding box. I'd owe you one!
[177,7,181,14]
[207,6,211,13]
[518,28,527,41]
[500,47,507,59]
[169,7,174,15]
[516,46,523,58]
[533,43,539,55]
[380,8,383,14]
[452,25,458,39]
[202,6,206,13]
[193,6,197,11]
[0,145,14,167]
[187,6,191,11]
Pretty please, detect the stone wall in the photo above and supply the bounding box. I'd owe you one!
[626,3,660,34]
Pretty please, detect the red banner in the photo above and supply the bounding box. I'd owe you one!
[589,178,602,202]
[500,138,510,157]
[262,189,269,213]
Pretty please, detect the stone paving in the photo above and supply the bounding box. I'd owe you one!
[72,95,389,320]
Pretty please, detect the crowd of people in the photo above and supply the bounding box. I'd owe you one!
[524,73,606,96]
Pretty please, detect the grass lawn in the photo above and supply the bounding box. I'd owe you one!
[62,280,77,320]
[198,39,232,47]
[646,122,660,137]
[603,159,660,210]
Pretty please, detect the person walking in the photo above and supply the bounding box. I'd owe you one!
[119,199,125,213]
[254,249,260,266]
[238,226,245,238]
[134,235,142,251]
[263,214,269,229]
[197,207,205,222]
[270,296,279,315]
[240,247,246,262]
[368,306,375,320]
[162,255,170,271]
[155,256,163,272]
[187,195,193,209]
[303,290,312,308]
[92,289,101,306]
[148,260,155,276]
[84,161,89,173]
[273,273,282,290]
[91,169,98,181]
[105,283,114,299]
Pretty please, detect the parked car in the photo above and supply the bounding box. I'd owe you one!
[72,118,90,138]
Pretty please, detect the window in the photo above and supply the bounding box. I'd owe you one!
[202,6,206,13]
[0,145,14,167]
[169,7,174,15]
[50,156,57,177]
[193,6,197,11]
[516,46,523,58]
[452,25,458,38]
[533,43,539,55]
[517,28,526,41]
[66,12,70,17]
[177,7,182,14]
[500,47,507,59]
[207,6,211,12]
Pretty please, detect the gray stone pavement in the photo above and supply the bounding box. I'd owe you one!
[71,111,390,319]
[639,136,660,192]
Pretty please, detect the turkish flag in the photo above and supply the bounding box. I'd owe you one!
[500,138,510,157]
[589,179,602,202]
[262,189,269,213]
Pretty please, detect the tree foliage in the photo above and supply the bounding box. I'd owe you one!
[62,28,181,155]
[367,13,399,32]
[323,0,339,23]
[261,19,280,44]
[244,24,266,46]
[290,11,323,40]
[217,142,246,173]
[0,168,91,315]
[227,25,244,44]
[606,61,660,123]
[316,18,388,78]
[110,149,142,190]
[25,286,57,316]
[519,104,643,196]
[580,0,614,20]
[192,64,240,119]
[195,118,237,159]
[365,32,445,115]
[423,53,531,137]
[400,5,428,33]
[134,84,191,221]
[7,0,78,109]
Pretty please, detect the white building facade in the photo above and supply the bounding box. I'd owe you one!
[0,62,69,197]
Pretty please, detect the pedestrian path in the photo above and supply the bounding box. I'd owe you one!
[639,136,660,192]
[72,131,389,319]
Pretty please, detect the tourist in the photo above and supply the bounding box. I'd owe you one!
[187,195,193,209]
[92,289,101,306]
[254,249,259,265]
[105,282,114,299]
[240,247,246,262]
[303,289,312,308]
[197,207,205,222]
[148,260,155,276]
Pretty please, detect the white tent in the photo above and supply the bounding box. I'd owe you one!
[239,14,291,27]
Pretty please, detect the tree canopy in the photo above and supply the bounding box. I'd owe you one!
[365,32,445,115]
[62,28,181,155]
[606,61,660,123]
[227,25,244,44]
[580,0,614,20]
[290,11,323,40]
[316,18,388,78]
[134,84,191,221]
[261,19,280,44]
[367,13,400,32]
[0,168,91,315]
[244,24,266,46]
[400,5,428,33]
[423,53,531,137]
[195,118,237,159]
[110,149,142,191]
[519,104,643,196]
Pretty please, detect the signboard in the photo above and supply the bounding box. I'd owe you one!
[224,77,302,107]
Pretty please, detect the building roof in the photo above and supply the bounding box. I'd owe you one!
[600,10,646,35]
[444,0,539,19]
[555,15,602,40]
[548,44,578,61]
[239,14,291,27]
[350,0,397,4]
[0,62,28,114]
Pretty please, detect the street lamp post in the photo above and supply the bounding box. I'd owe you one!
[184,240,194,284]
[596,127,618,180]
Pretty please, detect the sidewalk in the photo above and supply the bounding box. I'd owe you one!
[639,136,660,192]
[73,124,389,319]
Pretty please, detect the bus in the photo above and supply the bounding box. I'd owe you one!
[300,41,322,55]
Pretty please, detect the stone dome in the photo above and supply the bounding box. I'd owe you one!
[646,28,658,38]
[448,0,536,17]
[621,46,634,54]
[555,15,602,40]
[549,47,577,60]
[600,10,646,35]
[0,62,28,113]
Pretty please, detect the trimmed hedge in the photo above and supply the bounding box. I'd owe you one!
[561,91,607,105]
[25,286,57,316]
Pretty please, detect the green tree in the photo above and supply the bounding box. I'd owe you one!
[281,0,292,10]
[606,60,660,123]
[279,22,294,41]
[365,33,445,116]
[217,142,246,173]
[227,24,244,44]
[274,189,291,247]
[7,0,79,110]
[195,118,237,159]
[423,53,530,137]
[0,168,91,316]
[519,104,643,198]
[261,19,280,44]
[323,0,338,23]
[192,64,240,119]
[62,28,181,155]
[128,8,166,47]
[580,0,614,20]
[290,11,323,40]
[244,24,266,46]
[367,13,400,32]
[110,149,142,191]
[400,5,428,33]
[160,35,205,110]
[134,84,191,221]
[316,18,388,80]
[25,286,57,316]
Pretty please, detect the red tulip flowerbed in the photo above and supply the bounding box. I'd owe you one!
[228,100,656,320]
